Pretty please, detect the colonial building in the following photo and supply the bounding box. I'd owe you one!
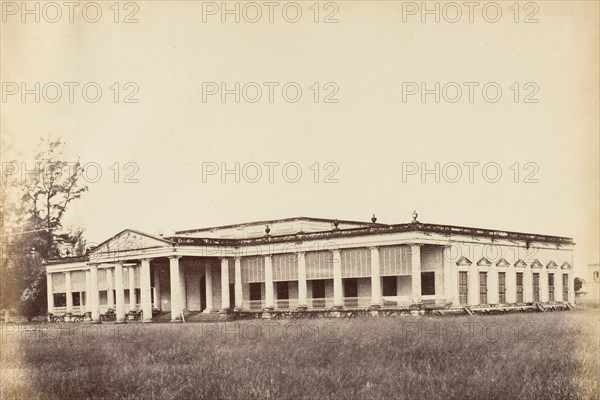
[45,214,575,322]
[576,263,600,302]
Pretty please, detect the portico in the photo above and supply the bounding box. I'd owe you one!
[45,216,575,321]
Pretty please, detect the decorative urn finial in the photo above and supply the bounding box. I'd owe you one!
[333,219,339,229]
[265,225,271,235]
[411,210,419,223]
[371,213,377,224]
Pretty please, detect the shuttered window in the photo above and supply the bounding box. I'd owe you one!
[341,248,370,278]
[421,246,440,271]
[306,251,334,280]
[241,256,265,283]
[98,269,109,290]
[71,271,86,291]
[380,245,412,276]
[272,253,298,282]
[52,273,66,293]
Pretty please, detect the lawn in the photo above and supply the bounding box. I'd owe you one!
[0,310,598,400]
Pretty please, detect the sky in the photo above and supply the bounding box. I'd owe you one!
[1,1,598,275]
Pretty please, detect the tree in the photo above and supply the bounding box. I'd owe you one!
[1,136,88,320]
[574,277,584,292]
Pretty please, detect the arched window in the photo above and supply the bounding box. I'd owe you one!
[594,271,599,281]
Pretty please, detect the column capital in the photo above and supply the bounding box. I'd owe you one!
[368,246,379,251]
[331,249,341,255]
[169,255,181,260]
[139,258,152,262]
[234,256,241,261]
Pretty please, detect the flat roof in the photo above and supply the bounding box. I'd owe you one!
[169,222,574,247]
[47,219,574,264]
[174,216,381,235]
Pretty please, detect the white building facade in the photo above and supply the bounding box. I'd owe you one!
[45,217,575,322]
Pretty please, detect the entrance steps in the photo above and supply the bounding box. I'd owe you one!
[185,312,227,322]
[151,311,228,323]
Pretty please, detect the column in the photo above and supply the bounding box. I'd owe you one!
[179,264,187,312]
[114,262,126,323]
[468,266,479,306]
[85,270,91,313]
[153,268,161,309]
[370,247,381,307]
[555,269,563,302]
[332,250,342,307]
[264,255,274,309]
[568,270,575,303]
[297,252,307,308]
[220,258,230,311]
[411,245,422,304]
[506,264,517,303]
[129,266,137,311]
[443,246,453,305]
[65,271,73,313]
[140,259,153,322]
[451,256,460,307]
[204,261,214,312]
[89,265,101,322]
[523,264,533,303]
[234,257,243,309]
[47,273,54,314]
[488,263,499,305]
[169,256,182,321]
[107,268,114,309]
[540,267,549,303]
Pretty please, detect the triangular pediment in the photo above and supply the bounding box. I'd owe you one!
[91,229,172,255]
[456,256,472,266]
[476,257,492,266]
[546,261,558,269]
[514,259,528,268]
[531,259,543,269]
[496,258,510,268]
[561,262,572,270]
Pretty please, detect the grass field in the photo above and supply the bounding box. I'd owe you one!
[1,310,598,400]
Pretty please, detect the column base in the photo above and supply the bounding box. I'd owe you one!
[88,319,102,324]
[142,318,154,323]
[296,305,308,310]
[115,319,126,324]
[219,308,230,314]
[332,305,343,310]
[170,319,182,323]
[203,309,217,314]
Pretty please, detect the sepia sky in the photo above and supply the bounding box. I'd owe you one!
[1,1,598,274]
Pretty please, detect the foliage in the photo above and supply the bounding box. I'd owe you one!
[575,277,584,292]
[1,136,88,320]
